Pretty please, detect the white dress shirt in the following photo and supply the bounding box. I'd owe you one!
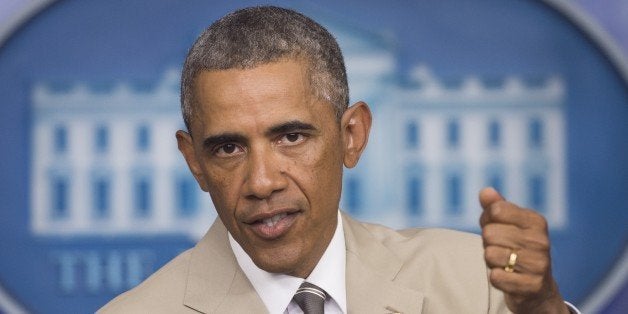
[229,211,346,314]
[229,211,581,314]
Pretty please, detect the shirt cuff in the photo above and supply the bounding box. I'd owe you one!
[564,301,581,314]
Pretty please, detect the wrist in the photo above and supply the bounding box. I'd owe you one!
[530,292,569,314]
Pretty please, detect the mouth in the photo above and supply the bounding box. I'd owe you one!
[260,212,288,227]
[245,210,300,240]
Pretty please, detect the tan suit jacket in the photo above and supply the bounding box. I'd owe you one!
[99,212,510,313]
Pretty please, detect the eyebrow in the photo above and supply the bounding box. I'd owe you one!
[201,120,317,150]
[202,133,247,150]
[265,120,317,137]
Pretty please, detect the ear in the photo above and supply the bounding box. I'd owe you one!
[176,130,210,192]
[341,101,372,168]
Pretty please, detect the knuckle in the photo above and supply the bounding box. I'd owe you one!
[484,246,499,263]
[535,214,549,230]
[482,225,498,243]
[530,276,544,293]
[537,258,550,271]
[522,231,550,251]
[481,225,489,238]
[484,247,492,260]
[521,212,536,227]
[525,209,548,229]
[489,269,502,284]
[528,256,549,272]
[534,235,551,251]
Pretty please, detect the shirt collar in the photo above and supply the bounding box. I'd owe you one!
[229,211,347,314]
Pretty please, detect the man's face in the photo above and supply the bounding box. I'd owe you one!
[178,59,348,278]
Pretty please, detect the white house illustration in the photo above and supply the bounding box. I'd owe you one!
[30,69,217,238]
[29,20,567,239]
[348,65,567,230]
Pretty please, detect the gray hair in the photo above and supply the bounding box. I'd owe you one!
[180,6,349,133]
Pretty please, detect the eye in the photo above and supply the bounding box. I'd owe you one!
[214,143,244,157]
[279,133,306,146]
[286,133,301,142]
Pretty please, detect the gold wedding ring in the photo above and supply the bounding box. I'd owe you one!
[504,251,518,273]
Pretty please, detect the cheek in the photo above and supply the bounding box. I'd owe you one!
[311,137,344,176]
[204,169,240,215]
[290,138,344,201]
[287,146,340,184]
[300,132,343,167]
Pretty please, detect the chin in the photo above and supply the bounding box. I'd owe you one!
[255,259,298,275]
[252,250,304,276]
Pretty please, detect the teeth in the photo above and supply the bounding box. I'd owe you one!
[262,213,287,227]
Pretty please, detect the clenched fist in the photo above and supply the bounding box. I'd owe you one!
[479,187,569,314]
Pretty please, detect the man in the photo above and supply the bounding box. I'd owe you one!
[100,6,577,313]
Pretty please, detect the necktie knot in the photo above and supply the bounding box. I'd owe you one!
[293,282,327,314]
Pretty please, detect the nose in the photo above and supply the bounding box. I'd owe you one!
[243,146,288,199]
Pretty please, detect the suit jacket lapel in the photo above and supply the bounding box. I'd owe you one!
[183,219,266,313]
[343,213,424,314]
[181,213,425,313]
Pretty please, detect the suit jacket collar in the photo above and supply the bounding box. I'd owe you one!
[183,218,265,313]
[182,213,424,313]
[342,212,425,314]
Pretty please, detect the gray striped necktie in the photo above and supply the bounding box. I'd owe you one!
[293,282,327,314]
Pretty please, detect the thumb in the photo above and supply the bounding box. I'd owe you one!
[479,187,505,210]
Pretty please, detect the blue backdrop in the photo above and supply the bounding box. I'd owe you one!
[0,1,626,312]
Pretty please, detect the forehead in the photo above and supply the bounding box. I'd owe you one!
[191,59,332,134]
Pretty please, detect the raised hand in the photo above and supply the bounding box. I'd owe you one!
[479,187,569,314]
